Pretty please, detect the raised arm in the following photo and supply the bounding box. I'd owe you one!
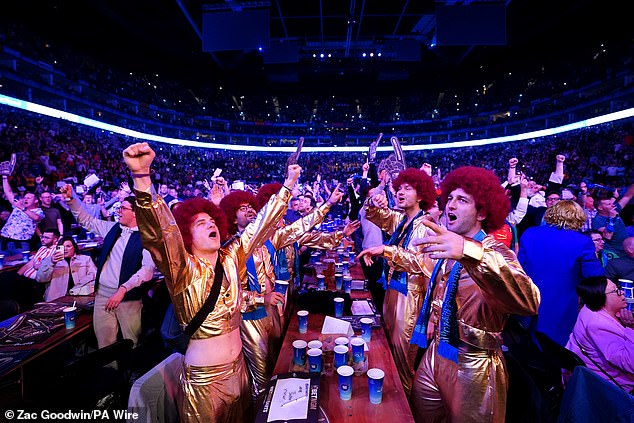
[123,142,190,296]
[1,175,15,205]
[618,183,634,210]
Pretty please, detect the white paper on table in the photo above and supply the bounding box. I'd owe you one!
[321,316,354,336]
[351,300,374,316]
[267,378,310,422]
[351,279,365,290]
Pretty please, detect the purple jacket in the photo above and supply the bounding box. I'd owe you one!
[566,306,634,393]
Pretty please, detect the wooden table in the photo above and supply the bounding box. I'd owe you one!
[272,299,414,422]
[0,295,94,399]
[0,239,103,274]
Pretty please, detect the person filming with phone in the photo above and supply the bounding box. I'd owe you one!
[37,236,97,301]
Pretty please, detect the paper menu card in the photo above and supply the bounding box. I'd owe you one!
[351,300,374,315]
[321,316,354,337]
[267,378,310,422]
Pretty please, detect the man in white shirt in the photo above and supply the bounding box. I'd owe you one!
[61,185,155,349]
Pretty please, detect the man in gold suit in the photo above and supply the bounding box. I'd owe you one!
[220,183,357,402]
[359,166,540,423]
[124,142,300,422]
[362,167,437,396]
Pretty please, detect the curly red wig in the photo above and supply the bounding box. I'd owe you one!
[219,190,258,235]
[172,197,229,254]
[439,166,509,233]
[255,182,282,211]
[392,168,436,211]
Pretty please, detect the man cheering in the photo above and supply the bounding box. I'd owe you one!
[359,166,540,423]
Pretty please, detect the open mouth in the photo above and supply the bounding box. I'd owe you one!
[209,231,217,238]
[447,213,457,222]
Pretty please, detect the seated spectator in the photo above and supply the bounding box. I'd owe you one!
[0,228,60,310]
[37,235,97,301]
[565,276,634,394]
[605,237,634,283]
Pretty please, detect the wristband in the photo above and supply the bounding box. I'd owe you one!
[130,173,151,178]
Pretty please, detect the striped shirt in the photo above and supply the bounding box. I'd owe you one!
[22,246,55,280]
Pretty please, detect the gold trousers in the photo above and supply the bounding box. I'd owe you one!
[383,287,424,396]
[410,339,507,423]
[179,355,252,423]
[240,314,279,401]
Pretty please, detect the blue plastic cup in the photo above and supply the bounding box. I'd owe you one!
[619,279,633,299]
[367,368,385,404]
[360,317,373,342]
[292,340,308,366]
[335,273,343,290]
[274,280,289,295]
[337,365,354,400]
[342,260,349,272]
[334,345,348,368]
[307,340,322,350]
[0,254,5,267]
[307,348,322,373]
[335,336,349,347]
[334,297,344,317]
[317,274,326,290]
[350,337,365,363]
[297,310,309,334]
[63,306,77,330]
[21,250,30,263]
[343,276,352,294]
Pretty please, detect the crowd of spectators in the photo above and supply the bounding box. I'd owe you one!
[0,106,632,210]
[2,16,634,412]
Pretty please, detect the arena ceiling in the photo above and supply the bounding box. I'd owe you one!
[2,0,631,93]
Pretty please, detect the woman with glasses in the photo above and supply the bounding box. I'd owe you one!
[37,235,97,301]
[566,276,634,393]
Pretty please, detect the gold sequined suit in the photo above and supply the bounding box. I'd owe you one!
[241,202,343,400]
[384,236,540,423]
[273,203,345,326]
[134,187,290,422]
[365,202,431,396]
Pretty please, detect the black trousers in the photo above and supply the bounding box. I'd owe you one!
[359,255,386,314]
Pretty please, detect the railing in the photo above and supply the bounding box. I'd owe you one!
[1,45,634,148]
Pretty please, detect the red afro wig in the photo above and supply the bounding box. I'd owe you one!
[392,168,436,211]
[255,182,282,212]
[172,197,229,254]
[439,166,509,233]
[219,190,258,235]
